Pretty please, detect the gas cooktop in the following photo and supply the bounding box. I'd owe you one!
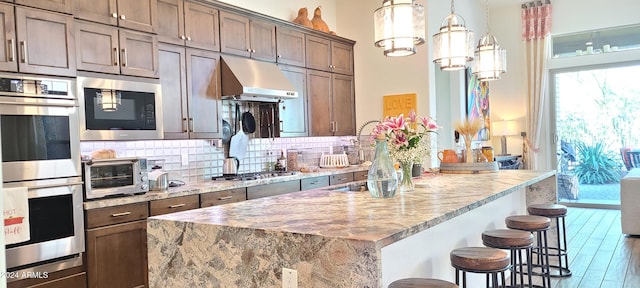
[212,171,298,181]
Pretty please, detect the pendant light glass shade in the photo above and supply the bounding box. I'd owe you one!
[96,90,121,112]
[473,34,506,81]
[374,0,425,57]
[432,11,474,70]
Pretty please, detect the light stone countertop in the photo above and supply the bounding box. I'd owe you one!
[147,169,556,288]
[83,165,369,210]
[149,170,555,248]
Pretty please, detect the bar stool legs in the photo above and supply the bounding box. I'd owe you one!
[505,215,552,288]
[482,229,534,287]
[528,204,572,278]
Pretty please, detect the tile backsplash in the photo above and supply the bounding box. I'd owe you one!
[81,136,357,184]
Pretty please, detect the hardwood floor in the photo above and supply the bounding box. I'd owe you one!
[552,207,640,288]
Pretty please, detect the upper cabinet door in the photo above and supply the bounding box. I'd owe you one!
[157,0,184,46]
[15,7,76,76]
[0,3,17,72]
[219,11,250,57]
[74,0,118,26]
[15,0,73,14]
[279,65,308,137]
[249,19,275,62]
[276,27,305,67]
[116,0,157,33]
[305,35,331,72]
[75,21,120,74]
[331,74,355,136]
[186,48,221,139]
[118,29,158,78]
[331,41,353,76]
[183,2,219,51]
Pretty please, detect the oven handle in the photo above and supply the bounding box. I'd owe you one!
[25,181,83,198]
[0,100,76,108]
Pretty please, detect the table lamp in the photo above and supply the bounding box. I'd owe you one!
[492,120,518,155]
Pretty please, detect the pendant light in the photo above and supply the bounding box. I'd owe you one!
[432,0,474,70]
[374,0,425,57]
[473,0,506,81]
[96,89,121,112]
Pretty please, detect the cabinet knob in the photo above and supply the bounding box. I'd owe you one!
[277,54,281,58]
[120,15,126,20]
[180,35,186,40]
[251,49,256,53]
[246,48,251,52]
[186,36,191,41]
[112,13,118,18]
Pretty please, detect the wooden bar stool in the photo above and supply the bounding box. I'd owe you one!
[505,215,552,288]
[528,203,571,278]
[482,229,534,287]
[450,247,510,288]
[388,278,458,288]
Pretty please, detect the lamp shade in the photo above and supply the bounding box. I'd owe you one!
[473,34,507,81]
[432,13,474,70]
[374,0,425,57]
[491,120,518,136]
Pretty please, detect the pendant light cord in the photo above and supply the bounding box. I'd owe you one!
[450,0,455,13]
[485,0,490,34]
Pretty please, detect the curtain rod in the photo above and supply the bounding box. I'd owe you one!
[521,0,550,9]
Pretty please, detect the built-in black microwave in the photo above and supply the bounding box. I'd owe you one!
[77,74,163,140]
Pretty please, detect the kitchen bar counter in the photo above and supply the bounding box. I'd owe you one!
[147,170,556,288]
[82,165,369,210]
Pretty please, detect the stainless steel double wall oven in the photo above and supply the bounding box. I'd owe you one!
[0,74,84,280]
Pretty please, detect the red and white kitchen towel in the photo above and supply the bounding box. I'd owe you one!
[3,187,30,245]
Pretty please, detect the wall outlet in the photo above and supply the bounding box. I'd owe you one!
[282,268,297,288]
[181,154,188,166]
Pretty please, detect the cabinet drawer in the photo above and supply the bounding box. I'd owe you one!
[200,188,247,207]
[354,171,368,181]
[30,272,87,288]
[247,180,300,200]
[301,176,329,191]
[86,202,149,229]
[150,194,199,216]
[330,172,354,185]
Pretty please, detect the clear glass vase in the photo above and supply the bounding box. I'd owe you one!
[367,138,398,198]
[398,160,414,192]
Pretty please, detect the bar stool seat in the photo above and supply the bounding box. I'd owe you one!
[388,278,458,288]
[506,215,552,288]
[528,204,567,217]
[450,247,510,288]
[483,229,535,288]
[527,203,572,278]
[505,215,551,231]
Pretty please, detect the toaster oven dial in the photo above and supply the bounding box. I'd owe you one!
[141,175,148,182]
[140,183,148,191]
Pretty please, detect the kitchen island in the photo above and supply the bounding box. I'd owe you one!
[147,170,556,288]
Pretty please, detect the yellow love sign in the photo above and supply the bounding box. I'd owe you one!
[383,93,417,118]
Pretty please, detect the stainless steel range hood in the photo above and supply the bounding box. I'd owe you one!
[221,55,298,102]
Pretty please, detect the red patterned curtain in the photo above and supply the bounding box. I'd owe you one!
[521,2,552,40]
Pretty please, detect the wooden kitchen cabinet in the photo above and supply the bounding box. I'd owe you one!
[158,0,219,51]
[86,220,148,288]
[220,11,276,62]
[301,176,329,191]
[279,65,308,137]
[307,69,355,136]
[0,5,76,76]
[354,170,368,181]
[85,202,149,288]
[329,172,354,186]
[75,21,159,78]
[276,26,305,67]
[247,180,300,200]
[200,187,247,207]
[150,194,199,216]
[159,43,222,139]
[74,0,157,33]
[305,35,353,75]
[15,0,73,14]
